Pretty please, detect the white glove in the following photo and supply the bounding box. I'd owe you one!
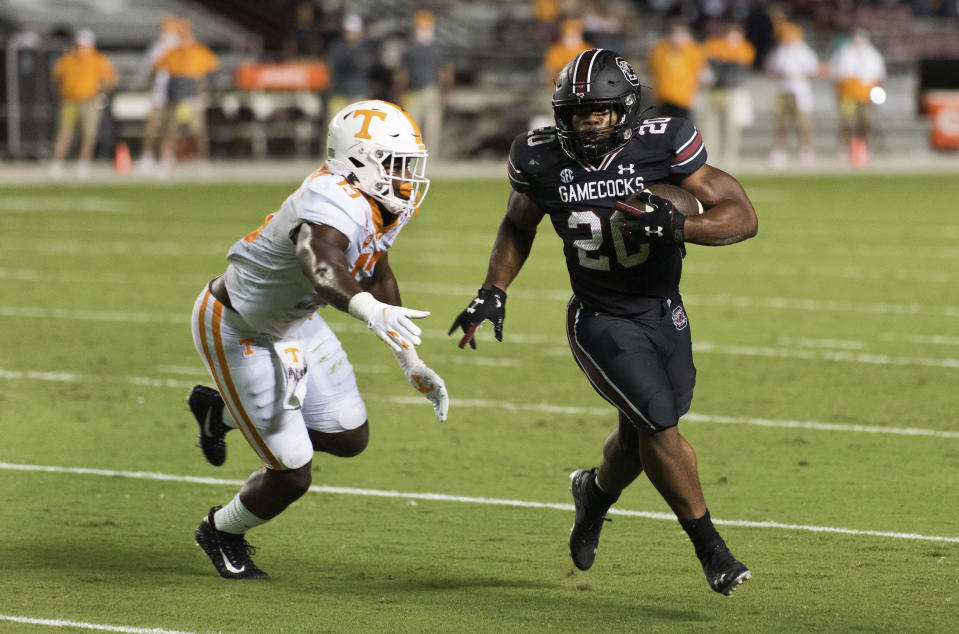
[393,347,449,422]
[348,291,429,352]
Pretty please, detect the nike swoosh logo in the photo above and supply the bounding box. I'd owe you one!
[201,409,213,437]
[220,548,245,574]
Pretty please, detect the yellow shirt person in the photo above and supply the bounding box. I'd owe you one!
[647,22,704,118]
[701,23,755,167]
[154,40,219,79]
[704,27,755,71]
[50,29,116,178]
[152,22,219,167]
[543,19,592,89]
[53,46,115,101]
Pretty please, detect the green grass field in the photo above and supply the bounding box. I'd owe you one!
[1,172,957,633]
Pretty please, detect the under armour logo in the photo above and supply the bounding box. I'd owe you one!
[466,297,485,314]
[617,163,635,175]
[644,225,664,238]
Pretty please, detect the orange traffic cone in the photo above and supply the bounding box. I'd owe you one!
[114,141,131,174]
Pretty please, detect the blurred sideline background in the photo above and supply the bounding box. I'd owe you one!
[3,0,959,181]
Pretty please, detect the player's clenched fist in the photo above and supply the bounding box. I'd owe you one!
[348,291,428,352]
[448,286,507,349]
[616,190,686,247]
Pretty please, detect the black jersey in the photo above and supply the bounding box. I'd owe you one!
[507,117,706,315]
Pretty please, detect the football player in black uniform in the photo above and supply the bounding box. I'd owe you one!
[449,48,758,595]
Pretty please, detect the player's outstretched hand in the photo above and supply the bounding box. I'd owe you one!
[405,361,449,422]
[448,286,507,349]
[616,191,686,246]
[348,291,428,352]
[393,348,449,422]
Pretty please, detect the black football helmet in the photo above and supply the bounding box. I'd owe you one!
[552,48,642,162]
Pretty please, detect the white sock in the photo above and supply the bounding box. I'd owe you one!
[213,495,268,535]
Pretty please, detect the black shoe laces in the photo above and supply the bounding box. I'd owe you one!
[220,532,257,563]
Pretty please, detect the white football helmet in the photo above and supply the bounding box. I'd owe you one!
[326,100,430,215]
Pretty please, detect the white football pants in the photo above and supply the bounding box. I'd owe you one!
[191,286,367,470]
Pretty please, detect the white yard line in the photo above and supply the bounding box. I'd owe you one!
[381,396,959,438]
[3,302,959,369]
[882,332,959,346]
[1,462,956,544]
[0,614,194,633]
[691,341,959,369]
[0,197,133,213]
[4,251,956,283]
[2,366,958,439]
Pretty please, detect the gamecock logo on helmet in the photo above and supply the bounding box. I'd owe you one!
[616,57,639,86]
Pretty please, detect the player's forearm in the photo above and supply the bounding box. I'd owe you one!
[366,267,401,306]
[483,216,535,290]
[306,257,364,312]
[684,201,758,246]
[296,240,362,312]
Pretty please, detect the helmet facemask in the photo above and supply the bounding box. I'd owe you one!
[350,146,430,216]
[554,96,635,162]
[326,100,431,216]
[551,49,643,163]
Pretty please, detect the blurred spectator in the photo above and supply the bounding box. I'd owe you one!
[647,20,705,120]
[137,16,182,173]
[764,22,819,168]
[829,28,886,167]
[394,11,454,159]
[767,5,792,43]
[153,20,219,170]
[702,21,755,169]
[367,16,404,103]
[49,29,116,179]
[743,1,775,70]
[287,0,323,59]
[537,19,592,128]
[316,1,345,50]
[326,14,376,128]
[581,0,629,52]
[696,0,733,36]
[543,19,592,90]
[531,0,561,46]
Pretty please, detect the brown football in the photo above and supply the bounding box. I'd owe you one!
[623,183,703,216]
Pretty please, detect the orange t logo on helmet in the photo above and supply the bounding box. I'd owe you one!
[351,109,387,140]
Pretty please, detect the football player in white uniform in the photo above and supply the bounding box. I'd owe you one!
[189,100,449,579]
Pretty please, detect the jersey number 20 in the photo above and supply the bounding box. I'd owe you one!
[568,209,650,270]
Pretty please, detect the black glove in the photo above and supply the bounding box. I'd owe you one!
[616,191,686,247]
[448,286,507,349]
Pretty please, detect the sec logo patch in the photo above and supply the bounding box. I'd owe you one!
[672,306,688,330]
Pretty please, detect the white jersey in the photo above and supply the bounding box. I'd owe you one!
[222,165,414,338]
[765,40,819,113]
[830,41,886,84]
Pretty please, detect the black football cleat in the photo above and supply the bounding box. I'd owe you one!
[188,385,229,466]
[194,506,269,580]
[700,543,751,595]
[568,468,613,571]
